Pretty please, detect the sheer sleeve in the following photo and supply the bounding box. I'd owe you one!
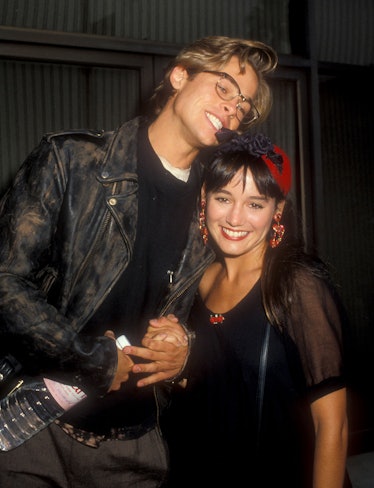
[287,269,346,400]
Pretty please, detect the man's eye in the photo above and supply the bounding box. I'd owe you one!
[217,83,228,95]
[237,104,246,116]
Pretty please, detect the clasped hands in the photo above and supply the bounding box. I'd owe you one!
[105,314,188,391]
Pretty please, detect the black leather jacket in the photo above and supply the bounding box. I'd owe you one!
[0,116,215,397]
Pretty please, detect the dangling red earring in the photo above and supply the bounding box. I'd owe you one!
[270,213,285,248]
[199,200,208,245]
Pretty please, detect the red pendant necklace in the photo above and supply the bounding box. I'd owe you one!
[209,313,225,325]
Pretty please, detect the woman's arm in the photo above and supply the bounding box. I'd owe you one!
[310,387,348,488]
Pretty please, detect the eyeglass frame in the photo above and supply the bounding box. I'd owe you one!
[202,70,260,126]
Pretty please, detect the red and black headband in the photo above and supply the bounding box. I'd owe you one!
[215,130,292,195]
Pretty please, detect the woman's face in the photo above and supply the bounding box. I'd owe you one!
[205,167,283,258]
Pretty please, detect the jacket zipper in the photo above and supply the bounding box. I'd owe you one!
[158,252,215,317]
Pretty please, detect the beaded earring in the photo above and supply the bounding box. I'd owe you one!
[270,213,285,248]
[199,200,208,245]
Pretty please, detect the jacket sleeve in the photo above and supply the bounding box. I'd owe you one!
[0,136,117,397]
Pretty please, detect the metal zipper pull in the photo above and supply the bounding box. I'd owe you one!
[167,270,174,284]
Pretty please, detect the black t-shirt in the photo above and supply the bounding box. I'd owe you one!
[61,122,200,434]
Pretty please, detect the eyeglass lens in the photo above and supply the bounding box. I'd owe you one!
[216,75,256,124]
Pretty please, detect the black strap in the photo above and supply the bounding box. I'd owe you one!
[256,322,271,448]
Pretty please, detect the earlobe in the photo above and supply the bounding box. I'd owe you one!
[170,66,188,89]
[275,200,286,218]
[274,211,283,221]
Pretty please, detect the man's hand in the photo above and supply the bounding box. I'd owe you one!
[104,330,134,392]
[123,315,189,387]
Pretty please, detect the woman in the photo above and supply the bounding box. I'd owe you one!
[158,132,351,487]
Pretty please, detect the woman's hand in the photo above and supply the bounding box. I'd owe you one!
[144,314,188,346]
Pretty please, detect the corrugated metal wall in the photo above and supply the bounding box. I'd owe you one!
[0,0,291,52]
[0,60,140,191]
[315,0,374,66]
[1,0,374,65]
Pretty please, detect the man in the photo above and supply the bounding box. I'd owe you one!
[0,36,277,487]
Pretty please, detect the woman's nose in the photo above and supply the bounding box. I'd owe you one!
[226,206,243,226]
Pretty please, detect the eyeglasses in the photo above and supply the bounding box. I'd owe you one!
[203,70,260,126]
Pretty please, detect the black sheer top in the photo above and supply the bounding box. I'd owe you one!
[164,269,347,487]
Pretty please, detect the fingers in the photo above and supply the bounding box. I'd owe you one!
[108,353,134,392]
[135,371,181,388]
[143,333,187,347]
[116,317,190,388]
[132,359,184,375]
[123,343,171,361]
[104,329,116,340]
[148,314,178,328]
[145,317,188,346]
[124,340,185,360]
[123,342,188,387]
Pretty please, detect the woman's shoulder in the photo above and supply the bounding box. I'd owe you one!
[275,244,331,280]
[268,244,337,304]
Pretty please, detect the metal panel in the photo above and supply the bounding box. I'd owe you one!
[0,59,140,194]
[314,0,374,66]
[0,0,292,54]
[1,0,374,65]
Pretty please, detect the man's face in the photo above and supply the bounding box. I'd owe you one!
[170,57,259,149]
